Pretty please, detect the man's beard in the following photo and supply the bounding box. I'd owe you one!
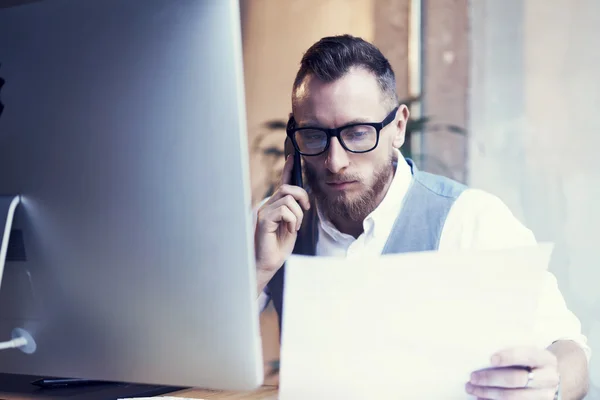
[304,156,394,223]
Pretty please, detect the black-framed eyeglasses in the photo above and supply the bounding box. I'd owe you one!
[286,106,399,156]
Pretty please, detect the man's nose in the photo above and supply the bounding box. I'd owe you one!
[324,138,350,174]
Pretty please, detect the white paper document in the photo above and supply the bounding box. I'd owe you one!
[278,244,554,400]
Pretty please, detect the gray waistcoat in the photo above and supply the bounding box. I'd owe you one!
[265,158,467,330]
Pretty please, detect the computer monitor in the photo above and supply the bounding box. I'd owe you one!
[0,0,263,396]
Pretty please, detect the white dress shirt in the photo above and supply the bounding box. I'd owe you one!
[258,150,590,358]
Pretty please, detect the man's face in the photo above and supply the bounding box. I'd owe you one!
[292,67,408,223]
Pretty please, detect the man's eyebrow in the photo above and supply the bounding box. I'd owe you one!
[295,119,321,128]
[296,117,372,128]
[341,117,371,124]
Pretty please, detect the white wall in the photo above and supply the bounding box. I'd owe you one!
[469,0,600,397]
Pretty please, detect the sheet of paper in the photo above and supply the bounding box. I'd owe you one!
[278,244,554,400]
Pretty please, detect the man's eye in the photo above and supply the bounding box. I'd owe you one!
[345,131,369,139]
[300,131,325,140]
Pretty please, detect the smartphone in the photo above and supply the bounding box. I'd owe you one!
[284,137,303,188]
[285,116,303,188]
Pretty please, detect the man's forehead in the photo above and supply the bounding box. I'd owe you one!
[292,68,385,125]
[294,67,381,101]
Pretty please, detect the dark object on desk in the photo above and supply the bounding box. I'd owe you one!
[0,373,186,400]
[30,377,110,388]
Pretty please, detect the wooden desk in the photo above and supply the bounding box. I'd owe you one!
[169,386,278,399]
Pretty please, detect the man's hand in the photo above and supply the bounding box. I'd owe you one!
[255,155,310,289]
[466,346,560,399]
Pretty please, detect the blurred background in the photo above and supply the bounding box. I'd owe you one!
[241,0,600,396]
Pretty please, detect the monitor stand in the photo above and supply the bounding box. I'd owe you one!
[0,198,186,398]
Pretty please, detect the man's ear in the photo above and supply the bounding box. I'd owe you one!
[392,104,410,148]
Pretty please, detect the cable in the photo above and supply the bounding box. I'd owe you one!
[0,328,36,354]
[0,336,28,351]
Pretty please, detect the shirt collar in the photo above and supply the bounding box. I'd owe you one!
[316,149,413,241]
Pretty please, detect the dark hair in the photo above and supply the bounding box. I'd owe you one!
[292,34,398,109]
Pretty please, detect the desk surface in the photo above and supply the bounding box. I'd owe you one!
[169,386,278,399]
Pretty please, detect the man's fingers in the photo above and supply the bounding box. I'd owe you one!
[491,347,557,369]
[470,367,530,389]
[266,184,311,211]
[280,154,295,187]
[270,195,304,231]
[465,382,556,400]
[276,205,298,234]
[466,347,560,399]
[470,366,559,389]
